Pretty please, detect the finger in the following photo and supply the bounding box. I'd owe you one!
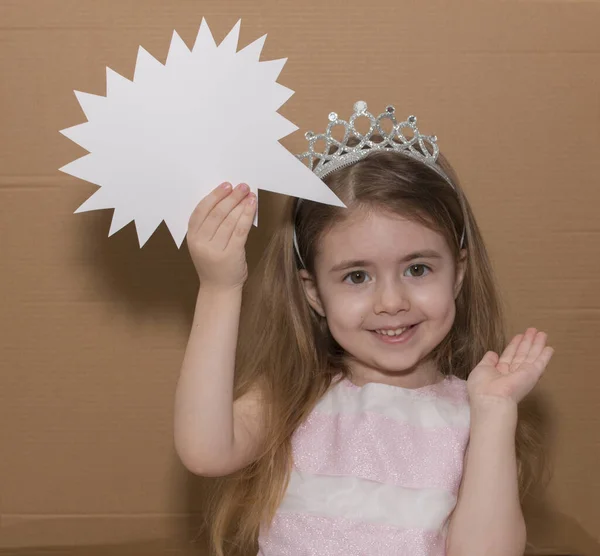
[524,345,553,383]
[188,182,232,232]
[211,197,248,250]
[200,183,251,241]
[227,193,257,249]
[498,334,523,367]
[525,331,547,364]
[513,328,537,366]
[535,346,554,371]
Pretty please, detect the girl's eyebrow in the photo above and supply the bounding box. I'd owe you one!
[329,250,443,273]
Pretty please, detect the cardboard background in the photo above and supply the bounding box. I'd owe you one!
[0,0,598,554]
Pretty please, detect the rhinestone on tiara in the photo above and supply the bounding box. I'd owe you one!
[296,100,453,187]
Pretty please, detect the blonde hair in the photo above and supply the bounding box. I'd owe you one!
[203,149,546,555]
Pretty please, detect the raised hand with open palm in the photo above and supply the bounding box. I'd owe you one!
[467,328,554,404]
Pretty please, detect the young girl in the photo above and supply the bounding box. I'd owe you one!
[174,102,554,556]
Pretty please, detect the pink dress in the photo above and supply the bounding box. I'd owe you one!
[257,375,470,556]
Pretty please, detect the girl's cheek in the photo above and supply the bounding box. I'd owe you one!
[348,298,374,320]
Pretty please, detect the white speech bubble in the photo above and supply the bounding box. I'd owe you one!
[60,19,345,247]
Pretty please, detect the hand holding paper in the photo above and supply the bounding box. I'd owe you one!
[59,19,345,248]
[187,182,257,290]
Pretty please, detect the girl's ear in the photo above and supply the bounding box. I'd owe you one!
[454,249,468,299]
[298,269,326,317]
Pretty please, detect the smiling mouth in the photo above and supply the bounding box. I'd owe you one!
[372,324,418,337]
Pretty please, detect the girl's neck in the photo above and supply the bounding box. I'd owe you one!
[346,359,444,390]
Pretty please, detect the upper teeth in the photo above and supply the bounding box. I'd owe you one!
[376,327,409,336]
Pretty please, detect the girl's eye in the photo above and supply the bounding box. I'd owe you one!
[406,264,431,277]
[343,270,369,285]
[343,265,430,284]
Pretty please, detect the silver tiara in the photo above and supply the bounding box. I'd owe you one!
[293,101,465,269]
[296,100,454,186]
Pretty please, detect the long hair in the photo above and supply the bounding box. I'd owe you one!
[203,149,546,555]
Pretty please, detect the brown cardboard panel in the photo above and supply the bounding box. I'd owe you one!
[0,514,214,554]
[0,540,204,556]
[0,544,202,556]
[0,515,200,549]
[1,0,599,553]
[1,1,600,180]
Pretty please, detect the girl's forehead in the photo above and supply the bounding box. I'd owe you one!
[314,209,452,270]
[322,209,447,252]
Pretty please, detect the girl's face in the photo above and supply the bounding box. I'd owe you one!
[300,207,467,388]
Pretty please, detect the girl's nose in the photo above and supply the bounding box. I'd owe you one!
[373,280,410,314]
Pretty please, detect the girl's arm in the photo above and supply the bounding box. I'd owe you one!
[447,330,553,556]
[174,285,267,477]
[446,396,526,556]
[173,183,266,477]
